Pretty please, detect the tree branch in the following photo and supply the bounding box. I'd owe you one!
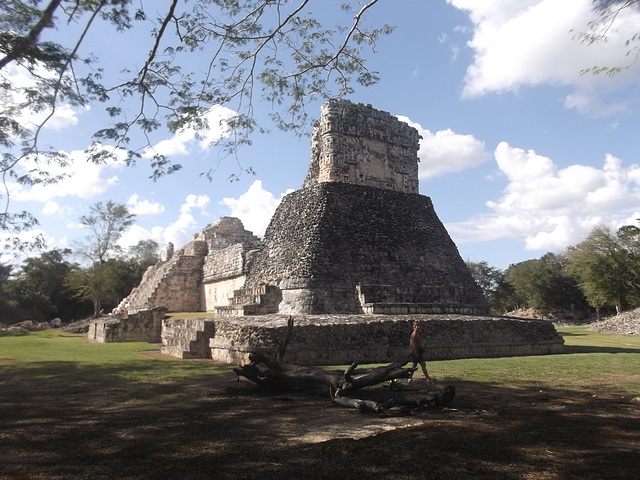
[0,0,63,70]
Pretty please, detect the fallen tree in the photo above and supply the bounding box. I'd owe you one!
[234,353,455,415]
[232,317,456,415]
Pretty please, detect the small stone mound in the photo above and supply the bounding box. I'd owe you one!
[0,320,49,333]
[589,307,640,335]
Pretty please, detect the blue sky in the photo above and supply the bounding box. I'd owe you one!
[5,0,640,270]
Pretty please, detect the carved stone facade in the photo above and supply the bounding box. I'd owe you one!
[115,217,261,314]
[303,99,420,193]
[206,315,564,366]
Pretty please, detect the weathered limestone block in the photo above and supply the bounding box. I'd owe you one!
[87,307,167,343]
[117,216,261,313]
[161,317,215,359]
[243,181,489,315]
[303,99,420,193]
[207,315,564,366]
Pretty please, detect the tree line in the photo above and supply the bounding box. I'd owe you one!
[467,223,640,319]
[0,201,158,325]
[2,205,639,325]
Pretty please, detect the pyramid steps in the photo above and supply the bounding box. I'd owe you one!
[161,317,215,359]
[214,285,280,316]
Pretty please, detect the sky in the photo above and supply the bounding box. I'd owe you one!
[4,0,640,271]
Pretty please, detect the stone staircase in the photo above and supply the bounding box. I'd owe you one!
[116,253,204,314]
[356,284,489,315]
[214,284,281,316]
[161,317,215,359]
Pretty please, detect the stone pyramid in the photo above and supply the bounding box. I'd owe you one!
[218,99,489,316]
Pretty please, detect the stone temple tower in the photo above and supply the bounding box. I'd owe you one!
[303,100,420,193]
[220,99,489,316]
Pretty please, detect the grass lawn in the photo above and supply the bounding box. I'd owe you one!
[1,326,639,479]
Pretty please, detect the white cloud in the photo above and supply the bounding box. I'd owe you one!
[143,105,237,158]
[9,146,126,203]
[41,200,71,217]
[2,63,81,133]
[221,180,294,236]
[449,0,640,114]
[163,194,210,247]
[398,116,489,179]
[447,142,640,251]
[126,194,165,215]
[117,225,166,252]
[117,195,210,251]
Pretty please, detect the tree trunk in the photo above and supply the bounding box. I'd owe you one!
[234,354,455,414]
[233,318,455,414]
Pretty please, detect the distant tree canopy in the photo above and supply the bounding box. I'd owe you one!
[468,222,640,318]
[0,249,92,323]
[466,260,504,314]
[78,200,135,265]
[567,225,640,316]
[0,0,389,242]
[468,253,587,316]
[0,241,159,325]
[503,253,587,317]
[67,201,135,316]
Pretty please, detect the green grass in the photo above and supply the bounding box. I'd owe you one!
[3,325,639,393]
[425,326,640,390]
[0,328,234,388]
[1,326,640,480]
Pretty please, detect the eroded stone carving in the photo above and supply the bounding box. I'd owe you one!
[303,99,420,193]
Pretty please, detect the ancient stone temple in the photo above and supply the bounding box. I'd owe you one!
[92,99,563,364]
[115,99,487,317]
[231,102,487,315]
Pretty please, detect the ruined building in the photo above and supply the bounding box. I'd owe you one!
[117,99,489,317]
[96,100,562,364]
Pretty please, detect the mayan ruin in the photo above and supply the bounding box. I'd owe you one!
[88,99,564,364]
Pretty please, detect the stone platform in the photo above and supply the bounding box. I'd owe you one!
[200,314,564,366]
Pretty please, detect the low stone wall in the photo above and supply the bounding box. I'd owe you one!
[209,314,564,366]
[87,307,167,343]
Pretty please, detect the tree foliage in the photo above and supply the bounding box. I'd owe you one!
[466,260,504,314]
[503,253,586,317]
[65,258,137,317]
[78,200,135,265]
[0,0,390,239]
[579,0,640,75]
[0,241,157,324]
[0,249,92,323]
[69,200,134,315]
[567,225,640,315]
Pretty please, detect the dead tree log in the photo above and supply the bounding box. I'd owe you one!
[232,319,455,414]
[234,354,455,414]
[332,395,384,413]
[233,353,342,392]
[340,360,414,392]
[276,316,294,363]
[234,354,415,394]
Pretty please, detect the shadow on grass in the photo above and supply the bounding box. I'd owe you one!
[557,331,590,337]
[563,345,640,354]
[0,330,30,338]
[1,361,639,480]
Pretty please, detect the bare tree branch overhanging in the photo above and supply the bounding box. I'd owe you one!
[0,0,391,246]
[578,0,640,76]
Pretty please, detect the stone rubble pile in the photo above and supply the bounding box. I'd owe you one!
[589,307,640,335]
